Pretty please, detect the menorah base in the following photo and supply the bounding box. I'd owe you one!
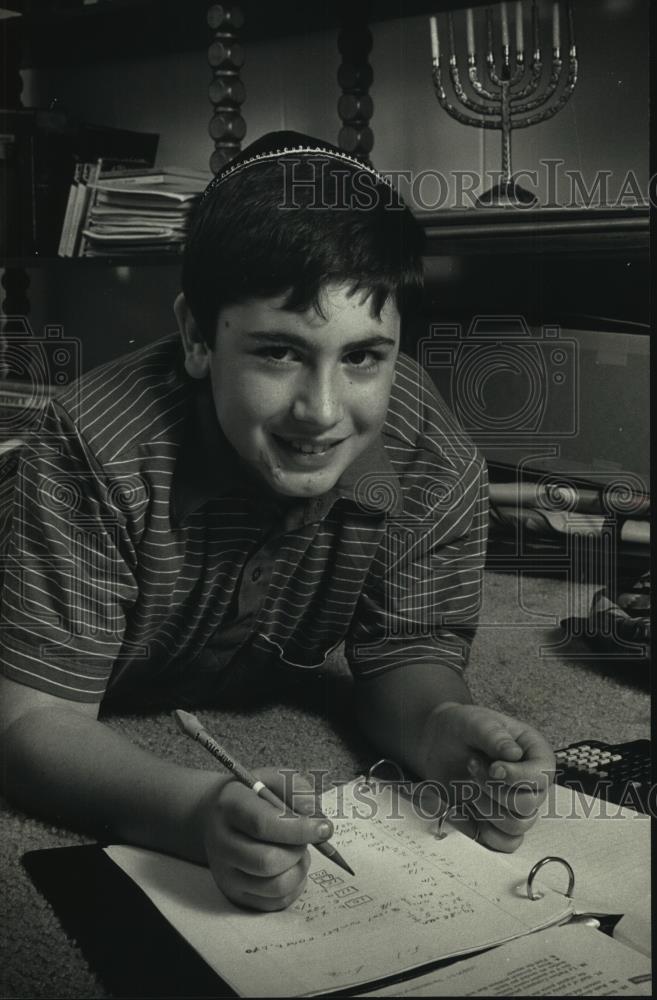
[477,179,538,209]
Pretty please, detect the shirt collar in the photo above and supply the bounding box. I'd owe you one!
[170,377,403,529]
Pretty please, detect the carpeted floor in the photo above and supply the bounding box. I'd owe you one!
[0,570,650,999]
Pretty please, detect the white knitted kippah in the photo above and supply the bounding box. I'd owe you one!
[201,129,395,203]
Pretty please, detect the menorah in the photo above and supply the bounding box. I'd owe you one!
[430,2,578,207]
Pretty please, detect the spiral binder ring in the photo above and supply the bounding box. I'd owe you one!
[462,802,481,844]
[526,856,576,900]
[431,801,480,842]
[359,758,406,791]
[431,803,455,840]
[360,760,482,844]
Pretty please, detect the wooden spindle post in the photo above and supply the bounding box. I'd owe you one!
[206,5,246,174]
[337,2,374,165]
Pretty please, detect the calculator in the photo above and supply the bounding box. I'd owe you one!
[554,739,651,813]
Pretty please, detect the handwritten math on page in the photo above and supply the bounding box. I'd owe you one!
[105,780,572,997]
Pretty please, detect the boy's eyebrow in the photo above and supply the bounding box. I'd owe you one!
[245,331,397,350]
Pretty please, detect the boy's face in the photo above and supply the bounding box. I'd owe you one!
[183,283,400,498]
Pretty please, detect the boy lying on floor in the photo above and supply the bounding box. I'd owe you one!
[0,131,554,911]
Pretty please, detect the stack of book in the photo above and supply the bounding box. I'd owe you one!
[1,112,159,257]
[58,157,148,256]
[75,166,209,257]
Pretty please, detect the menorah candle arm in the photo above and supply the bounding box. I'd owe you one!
[468,63,499,101]
[430,62,448,105]
[486,52,505,88]
[510,46,577,115]
[565,52,578,91]
[511,56,562,111]
[450,61,501,115]
[431,66,502,129]
[447,11,501,116]
[512,57,543,99]
[511,55,578,128]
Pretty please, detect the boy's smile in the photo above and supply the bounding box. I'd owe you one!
[181,283,400,498]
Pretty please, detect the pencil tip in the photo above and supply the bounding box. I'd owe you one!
[172,708,201,738]
[332,852,355,877]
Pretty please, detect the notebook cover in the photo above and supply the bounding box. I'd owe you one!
[22,845,234,998]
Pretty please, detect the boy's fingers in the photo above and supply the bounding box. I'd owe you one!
[230,848,311,892]
[488,731,555,789]
[466,758,550,816]
[512,728,555,769]
[489,758,554,794]
[222,828,306,876]
[463,715,523,763]
[476,822,525,854]
[227,781,333,846]
[447,807,527,853]
[468,793,540,836]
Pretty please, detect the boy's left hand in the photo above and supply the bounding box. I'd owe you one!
[420,702,555,853]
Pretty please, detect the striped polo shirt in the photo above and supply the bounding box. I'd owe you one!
[0,332,488,704]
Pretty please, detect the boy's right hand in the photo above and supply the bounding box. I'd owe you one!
[198,767,333,911]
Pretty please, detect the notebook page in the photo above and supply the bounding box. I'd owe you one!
[513,783,650,955]
[359,923,652,996]
[105,780,571,997]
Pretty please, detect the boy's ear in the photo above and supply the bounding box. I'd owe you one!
[174,292,210,380]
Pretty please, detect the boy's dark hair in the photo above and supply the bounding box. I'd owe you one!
[181,131,425,346]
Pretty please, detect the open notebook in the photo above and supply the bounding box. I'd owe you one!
[104,778,576,997]
[23,778,650,997]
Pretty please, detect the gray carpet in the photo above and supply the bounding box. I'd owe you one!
[0,570,649,999]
